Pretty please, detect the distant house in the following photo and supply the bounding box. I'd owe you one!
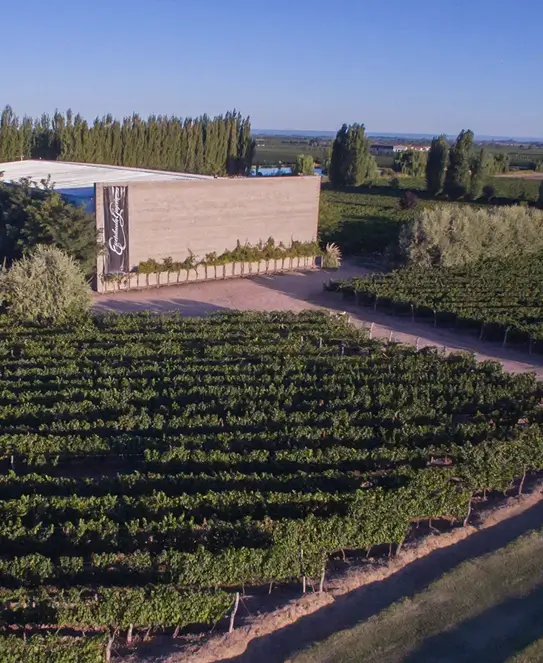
[370,144,408,155]
[370,144,430,155]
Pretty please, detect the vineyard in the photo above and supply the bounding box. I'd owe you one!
[1,310,543,661]
[328,252,543,346]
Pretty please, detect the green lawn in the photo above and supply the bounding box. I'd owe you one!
[318,175,541,258]
[318,182,429,256]
[290,530,543,663]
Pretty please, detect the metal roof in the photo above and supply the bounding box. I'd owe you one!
[0,160,213,192]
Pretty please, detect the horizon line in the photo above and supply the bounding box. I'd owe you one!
[253,129,543,142]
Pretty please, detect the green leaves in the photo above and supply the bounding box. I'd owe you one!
[0,310,541,653]
[329,123,377,187]
[0,634,107,663]
[426,135,449,195]
[339,253,543,340]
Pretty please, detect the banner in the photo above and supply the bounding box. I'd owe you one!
[103,186,129,273]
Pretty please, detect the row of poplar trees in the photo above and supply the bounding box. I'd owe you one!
[0,106,255,176]
[426,130,509,200]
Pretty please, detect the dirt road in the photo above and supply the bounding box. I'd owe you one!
[94,265,543,378]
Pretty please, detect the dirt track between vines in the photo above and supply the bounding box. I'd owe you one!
[94,264,543,379]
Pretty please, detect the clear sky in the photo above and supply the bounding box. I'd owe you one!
[1,0,541,137]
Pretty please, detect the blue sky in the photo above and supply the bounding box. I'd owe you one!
[1,0,541,136]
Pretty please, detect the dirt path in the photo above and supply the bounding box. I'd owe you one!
[129,486,543,663]
[94,265,543,378]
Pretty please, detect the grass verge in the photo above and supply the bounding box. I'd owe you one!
[290,529,543,663]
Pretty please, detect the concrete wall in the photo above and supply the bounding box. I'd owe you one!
[96,176,320,289]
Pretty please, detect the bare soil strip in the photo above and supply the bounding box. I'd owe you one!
[127,486,543,663]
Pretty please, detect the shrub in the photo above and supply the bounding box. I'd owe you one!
[0,245,92,324]
[292,154,315,176]
[483,184,496,202]
[321,242,342,269]
[398,203,543,268]
[0,179,99,277]
[399,191,419,210]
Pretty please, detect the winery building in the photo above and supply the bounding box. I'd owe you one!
[0,160,321,292]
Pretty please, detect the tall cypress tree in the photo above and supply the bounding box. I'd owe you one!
[444,129,474,199]
[329,124,349,187]
[469,148,488,200]
[425,135,449,195]
[329,123,376,187]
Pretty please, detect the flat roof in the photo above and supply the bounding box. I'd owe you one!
[0,160,212,193]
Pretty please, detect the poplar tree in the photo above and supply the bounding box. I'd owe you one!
[425,135,449,195]
[444,129,475,199]
[469,148,489,200]
[0,106,255,176]
[329,123,376,187]
[292,154,315,175]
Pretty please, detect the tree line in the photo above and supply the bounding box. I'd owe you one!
[0,106,255,176]
[328,123,514,200]
[426,131,509,200]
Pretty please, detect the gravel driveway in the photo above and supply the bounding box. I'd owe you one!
[94,265,543,378]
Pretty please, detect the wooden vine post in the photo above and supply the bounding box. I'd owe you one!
[229,592,240,633]
[319,566,326,593]
[300,549,307,594]
[106,635,114,662]
[463,497,473,527]
[519,465,527,495]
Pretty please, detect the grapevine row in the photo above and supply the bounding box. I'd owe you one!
[329,252,543,343]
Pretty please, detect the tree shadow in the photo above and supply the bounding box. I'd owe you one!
[321,182,426,199]
[315,292,543,369]
[92,297,229,315]
[400,583,543,663]
[250,267,543,372]
[213,497,543,663]
[321,216,403,255]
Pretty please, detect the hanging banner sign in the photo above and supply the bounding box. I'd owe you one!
[103,186,129,273]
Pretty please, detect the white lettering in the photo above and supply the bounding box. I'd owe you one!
[107,188,127,257]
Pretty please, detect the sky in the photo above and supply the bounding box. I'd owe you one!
[1,0,542,137]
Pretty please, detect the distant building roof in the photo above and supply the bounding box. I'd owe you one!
[0,160,212,196]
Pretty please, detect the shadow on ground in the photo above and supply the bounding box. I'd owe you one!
[93,298,229,315]
[401,583,543,663]
[214,496,543,663]
[253,267,543,373]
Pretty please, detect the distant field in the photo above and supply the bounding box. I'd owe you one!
[318,174,541,258]
[254,134,543,170]
[496,171,543,180]
[318,181,428,255]
[291,529,543,663]
[254,139,328,166]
